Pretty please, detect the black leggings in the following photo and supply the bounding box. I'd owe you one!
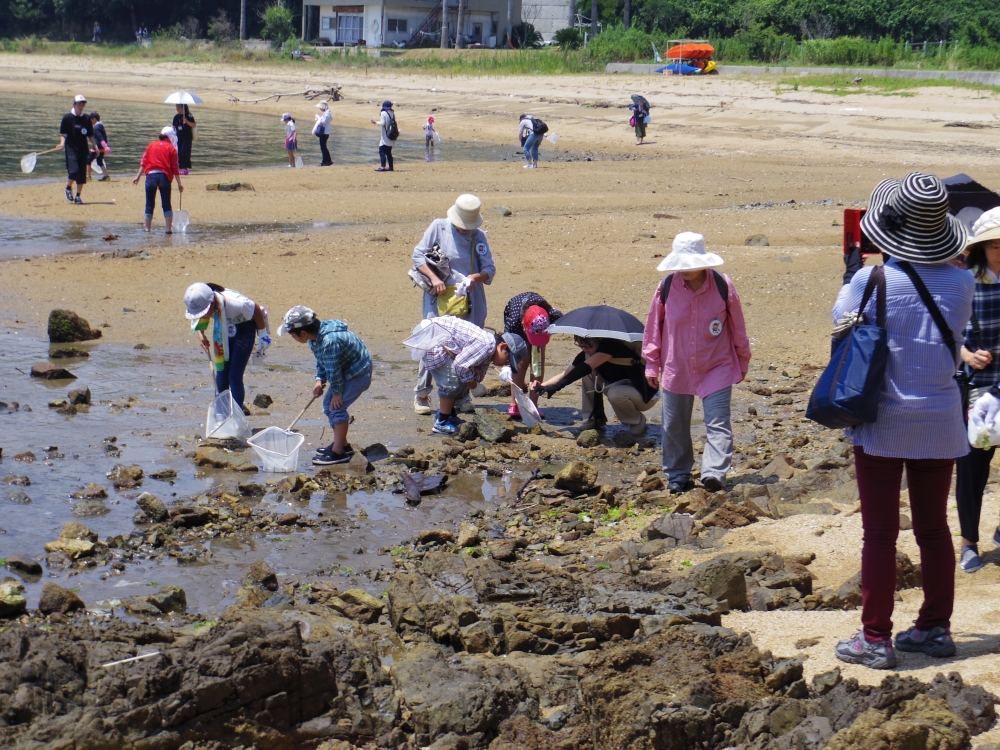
[318,134,332,165]
[379,145,393,170]
[956,446,996,545]
[177,138,193,169]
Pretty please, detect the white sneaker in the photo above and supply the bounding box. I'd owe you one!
[523,164,532,169]
[414,394,432,415]
[456,394,475,413]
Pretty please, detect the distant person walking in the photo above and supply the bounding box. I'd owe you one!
[92,21,101,42]
[132,126,183,233]
[87,111,111,182]
[58,94,96,205]
[313,101,332,166]
[629,94,649,145]
[424,116,436,148]
[371,101,397,172]
[282,113,297,167]
[171,104,195,174]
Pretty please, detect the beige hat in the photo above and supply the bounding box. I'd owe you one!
[965,207,1000,251]
[315,100,329,110]
[656,232,724,273]
[447,194,483,231]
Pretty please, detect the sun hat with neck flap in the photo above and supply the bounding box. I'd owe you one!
[860,172,967,263]
[656,232,724,273]
[965,207,1000,253]
[447,194,483,231]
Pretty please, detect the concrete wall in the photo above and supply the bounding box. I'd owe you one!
[605,62,1000,86]
[523,0,571,40]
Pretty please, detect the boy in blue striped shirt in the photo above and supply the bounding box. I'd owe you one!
[279,305,373,465]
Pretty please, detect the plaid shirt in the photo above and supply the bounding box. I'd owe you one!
[309,320,372,394]
[966,281,1000,389]
[422,316,495,383]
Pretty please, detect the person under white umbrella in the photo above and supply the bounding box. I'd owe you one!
[164,91,202,175]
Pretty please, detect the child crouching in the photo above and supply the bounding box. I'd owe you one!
[279,305,373,465]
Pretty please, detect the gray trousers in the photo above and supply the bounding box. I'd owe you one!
[415,360,433,397]
[582,374,657,430]
[661,386,733,484]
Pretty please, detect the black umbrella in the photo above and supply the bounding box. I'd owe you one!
[545,305,644,342]
[631,94,650,110]
[943,173,1000,214]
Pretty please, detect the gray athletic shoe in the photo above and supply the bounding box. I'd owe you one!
[960,545,984,573]
[414,394,432,416]
[894,626,956,658]
[835,631,897,669]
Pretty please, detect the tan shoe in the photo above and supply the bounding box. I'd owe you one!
[414,394,432,416]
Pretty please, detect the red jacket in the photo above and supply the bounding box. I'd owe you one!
[140,139,179,180]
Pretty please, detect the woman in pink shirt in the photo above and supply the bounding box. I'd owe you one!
[642,232,751,493]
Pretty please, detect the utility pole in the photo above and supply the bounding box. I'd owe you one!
[240,0,247,41]
[590,0,597,36]
[506,0,513,46]
[440,0,448,47]
[455,0,465,47]
[624,0,630,28]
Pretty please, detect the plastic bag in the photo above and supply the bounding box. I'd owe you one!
[205,389,251,440]
[545,132,559,144]
[402,319,453,361]
[435,131,442,142]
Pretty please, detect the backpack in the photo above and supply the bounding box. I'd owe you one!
[385,111,399,141]
[532,118,549,136]
[660,270,729,314]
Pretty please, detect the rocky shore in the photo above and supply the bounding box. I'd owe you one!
[3,390,999,750]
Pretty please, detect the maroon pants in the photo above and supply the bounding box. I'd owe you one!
[854,446,955,641]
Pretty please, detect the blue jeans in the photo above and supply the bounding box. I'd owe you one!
[144,173,172,220]
[379,145,394,170]
[324,365,373,425]
[523,133,541,163]
[216,321,256,410]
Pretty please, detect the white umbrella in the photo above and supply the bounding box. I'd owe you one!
[164,91,204,105]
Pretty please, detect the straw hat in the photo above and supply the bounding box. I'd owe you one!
[447,194,483,231]
[656,232,723,273]
[860,172,967,263]
[315,101,329,111]
[965,207,1000,252]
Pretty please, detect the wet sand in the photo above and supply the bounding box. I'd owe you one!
[4,53,1000,729]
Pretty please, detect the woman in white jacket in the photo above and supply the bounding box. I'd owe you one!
[314,101,332,166]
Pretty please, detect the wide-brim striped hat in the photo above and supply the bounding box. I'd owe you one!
[860,172,967,263]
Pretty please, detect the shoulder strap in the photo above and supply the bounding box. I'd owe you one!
[895,261,957,363]
[660,271,730,310]
[659,274,674,305]
[856,265,886,328]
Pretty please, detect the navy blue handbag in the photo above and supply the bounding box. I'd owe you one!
[807,265,888,429]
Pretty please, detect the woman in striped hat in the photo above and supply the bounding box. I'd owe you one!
[833,172,972,671]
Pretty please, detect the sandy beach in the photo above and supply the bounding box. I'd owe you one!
[4,52,1000,749]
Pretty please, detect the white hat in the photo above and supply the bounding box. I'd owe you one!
[315,101,329,110]
[656,232,724,273]
[74,94,87,103]
[281,112,292,121]
[161,126,176,137]
[184,283,215,320]
[447,194,483,231]
[965,206,1000,251]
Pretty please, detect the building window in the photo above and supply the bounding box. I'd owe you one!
[387,18,408,33]
[321,16,333,30]
[337,14,363,43]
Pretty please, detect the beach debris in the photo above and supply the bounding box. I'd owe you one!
[206,181,255,192]
[47,309,102,343]
[360,442,390,462]
[38,583,86,615]
[745,234,770,246]
[400,472,447,504]
[225,85,343,104]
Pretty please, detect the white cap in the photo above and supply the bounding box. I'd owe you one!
[184,283,215,320]
[281,112,292,121]
[161,126,176,138]
[74,94,87,103]
[278,305,317,335]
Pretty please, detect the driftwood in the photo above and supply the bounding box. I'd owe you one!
[226,86,343,104]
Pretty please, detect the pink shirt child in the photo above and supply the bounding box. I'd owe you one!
[642,271,751,398]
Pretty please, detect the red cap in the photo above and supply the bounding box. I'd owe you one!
[522,305,551,347]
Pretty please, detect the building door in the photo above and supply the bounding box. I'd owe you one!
[472,22,482,43]
[337,14,363,44]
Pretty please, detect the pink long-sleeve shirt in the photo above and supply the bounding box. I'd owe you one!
[642,272,752,398]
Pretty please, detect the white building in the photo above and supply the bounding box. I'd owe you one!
[302,0,521,48]
[523,0,572,41]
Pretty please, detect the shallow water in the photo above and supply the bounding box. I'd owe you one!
[0,330,512,615]
[0,92,507,181]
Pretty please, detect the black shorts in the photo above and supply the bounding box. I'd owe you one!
[65,149,87,183]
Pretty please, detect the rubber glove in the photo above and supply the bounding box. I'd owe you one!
[497,366,513,384]
[973,391,1000,431]
[253,333,271,362]
[455,276,472,298]
[968,406,991,450]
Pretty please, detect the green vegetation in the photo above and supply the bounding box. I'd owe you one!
[777,73,1000,96]
[680,560,694,567]
[193,620,218,630]
[260,1,295,49]
[0,558,6,567]
[597,563,611,570]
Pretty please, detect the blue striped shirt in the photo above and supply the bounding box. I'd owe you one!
[833,259,974,459]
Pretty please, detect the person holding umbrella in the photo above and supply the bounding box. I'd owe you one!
[58,94,96,204]
[629,94,650,145]
[172,104,196,174]
[642,232,751,493]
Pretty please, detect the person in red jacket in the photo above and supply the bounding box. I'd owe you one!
[132,126,184,234]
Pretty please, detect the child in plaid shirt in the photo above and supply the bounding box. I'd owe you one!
[279,305,372,465]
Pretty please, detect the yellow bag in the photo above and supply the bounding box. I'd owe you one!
[436,286,470,317]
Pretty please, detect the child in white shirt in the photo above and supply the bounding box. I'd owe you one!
[424,116,436,148]
[282,113,297,167]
